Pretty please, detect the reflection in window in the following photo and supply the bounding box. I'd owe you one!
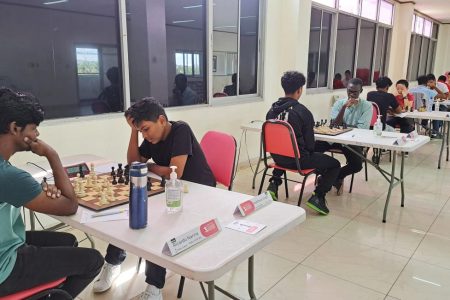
[373,27,390,82]
[175,51,201,76]
[356,20,375,86]
[334,14,357,88]
[0,0,121,119]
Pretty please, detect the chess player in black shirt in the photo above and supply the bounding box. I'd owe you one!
[367,76,402,129]
[93,98,215,300]
[265,71,340,215]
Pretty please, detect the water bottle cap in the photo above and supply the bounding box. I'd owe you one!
[170,166,178,180]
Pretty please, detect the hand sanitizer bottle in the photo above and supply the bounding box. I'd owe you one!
[166,166,183,213]
[374,115,383,136]
[435,100,440,112]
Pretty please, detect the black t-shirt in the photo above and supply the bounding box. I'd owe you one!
[138,121,216,187]
[367,91,399,128]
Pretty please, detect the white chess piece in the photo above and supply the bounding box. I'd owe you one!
[100,190,109,205]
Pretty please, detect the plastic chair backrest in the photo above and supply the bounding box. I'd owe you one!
[0,277,66,300]
[200,131,237,190]
[262,120,300,159]
[370,102,380,126]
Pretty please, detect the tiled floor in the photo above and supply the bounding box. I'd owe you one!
[36,138,450,299]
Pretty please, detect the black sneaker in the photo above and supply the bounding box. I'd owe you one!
[306,193,329,215]
[333,179,344,196]
[267,182,278,201]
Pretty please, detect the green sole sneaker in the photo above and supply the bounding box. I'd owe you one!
[268,190,278,201]
[306,202,328,215]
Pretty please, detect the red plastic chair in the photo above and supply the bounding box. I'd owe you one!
[258,119,315,206]
[200,131,237,190]
[0,278,71,300]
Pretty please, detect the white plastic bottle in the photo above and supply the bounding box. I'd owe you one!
[435,100,440,112]
[374,115,383,136]
[166,166,183,213]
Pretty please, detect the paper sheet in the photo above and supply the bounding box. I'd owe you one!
[226,220,266,235]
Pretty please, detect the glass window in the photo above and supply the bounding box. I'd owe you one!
[339,0,360,15]
[415,16,424,34]
[0,0,121,119]
[373,27,390,82]
[418,38,429,76]
[318,12,332,88]
[412,15,415,31]
[426,41,436,74]
[239,0,259,95]
[313,0,336,7]
[334,14,358,88]
[307,8,322,89]
[361,0,377,20]
[127,0,206,107]
[356,20,376,86]
[378,0,393,25]
[408,35,422,80]
[432,23,439,39]
[423,20,432,37]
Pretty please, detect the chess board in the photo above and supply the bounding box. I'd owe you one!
[314,126,353,136]
[72,173,165,212]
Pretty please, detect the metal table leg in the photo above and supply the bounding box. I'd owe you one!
[30,211,36,231]
[438,121,446,169]
[446,121,449,162]
[400,152,405,207]
[207,281,215,300]
[383,152,397,223]
[248,256,257,300]
[252,132,263,189]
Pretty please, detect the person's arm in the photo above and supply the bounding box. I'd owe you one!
[148,155,188,179]
[390,95,402,114]
[23,138,78,216]
[332,99,357,125]
[126,116,147,164]
[430,82,446,100]
[356,103,372,129]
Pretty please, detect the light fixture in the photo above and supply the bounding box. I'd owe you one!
[173,20,196,24]
[183,5,203,9]
[43,0,68,5]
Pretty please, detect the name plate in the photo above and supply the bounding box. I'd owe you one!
[234,192,273,217]
[393,135,407,146]
[407,130,419,140]
[162,218,221,256]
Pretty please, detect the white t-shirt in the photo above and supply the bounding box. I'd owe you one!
[437,81,449,94]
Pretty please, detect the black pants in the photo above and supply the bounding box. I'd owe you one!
[386,117,414,133]
[0,231,104,298]
[106,244,165,289]
[270,152,340,196]
[314,141,363,181]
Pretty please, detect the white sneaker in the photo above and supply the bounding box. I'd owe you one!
[93,263,121,293]
[138,284,163,300]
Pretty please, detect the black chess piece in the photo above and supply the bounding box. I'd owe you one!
[124,176,129,185]
[343,123,347,129]
[315,121,320,128]
[323,119,328,126]
[79,165,85,178]
[320,119,324,126]
[118,174,125,184]
[161,176,166,187]
[111,166,116,176]
[146,178,151,192]
[117,163,123,176]
[112,175,117,185]
[329,119,334,129]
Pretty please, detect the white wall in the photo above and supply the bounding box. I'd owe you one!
[434,24,450,76]
[10,0,450,168]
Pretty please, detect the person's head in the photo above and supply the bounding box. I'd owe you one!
[396,79,409,94]
[174,74,188,91]
[124,98,169,144]
[106,67,120,85]
[345,70,352,78]
[375,76,393,91]
[417,75,428,86]
[347,78,363,100]
[426,74,437,86]
[438,75,447,82]
[231,73,237,84]
[0,88,44,152]
[281,71,306,100]
[334,73,342,80]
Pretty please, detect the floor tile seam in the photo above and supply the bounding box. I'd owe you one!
[256,261,302,300]
[409,256,450,272]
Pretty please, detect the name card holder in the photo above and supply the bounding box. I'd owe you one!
[407,130,419,140]
[162,218,221,257]
[234,192,273,217]
[393,135,407,146]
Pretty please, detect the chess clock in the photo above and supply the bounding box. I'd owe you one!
[64,163,90,178]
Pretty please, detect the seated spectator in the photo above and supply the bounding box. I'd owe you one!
[438,75,450,98]
[333,73,345,89]
[98,67,123,112]
[342,70,352,87]
[223,73,237,96]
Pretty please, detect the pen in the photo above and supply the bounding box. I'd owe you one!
[91,209,127,218]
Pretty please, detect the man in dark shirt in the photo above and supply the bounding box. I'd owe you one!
[367,76,401,129]
[265,71,340,215]
[93,98,215,299]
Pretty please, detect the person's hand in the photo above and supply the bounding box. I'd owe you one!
[42,183,62,199]
[24,137,55,157]
[345,98,359,108]
[126,115,138,131]
[428,81,436,89]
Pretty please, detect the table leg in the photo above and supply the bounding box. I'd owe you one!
[248,255,257,300]
[383,152,397,223]
[252,132,263,189]
[446,121,449,162]
[438,122,446,169]
[30,210,36,231]
[207,281,215,300]
[400,152,405,207]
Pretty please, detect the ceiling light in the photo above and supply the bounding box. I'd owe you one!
[43,0,68,5]
[183,5,203,9]
[173,20,196,24]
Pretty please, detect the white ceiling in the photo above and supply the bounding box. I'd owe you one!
[398,0,450,23]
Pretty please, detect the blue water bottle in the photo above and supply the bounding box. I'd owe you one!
[129,162,148,229]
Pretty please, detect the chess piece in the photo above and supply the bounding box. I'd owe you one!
[323,119,327,126]
[161,177,166,187]
[79,164,85,178]
[117,163,123,176]
[118,174,125,184]
[100,191,109,205]
[315,121,320,128]
[107,189,115,202]
[124,175,129,185]
[111,166,116,176]
[343,123,347,129]
[329,119,334,129]
[183,183,189,193]
[90,163,95,174]
[147,178,151,191]
[112,175,117,185]
[41,177,48,190]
